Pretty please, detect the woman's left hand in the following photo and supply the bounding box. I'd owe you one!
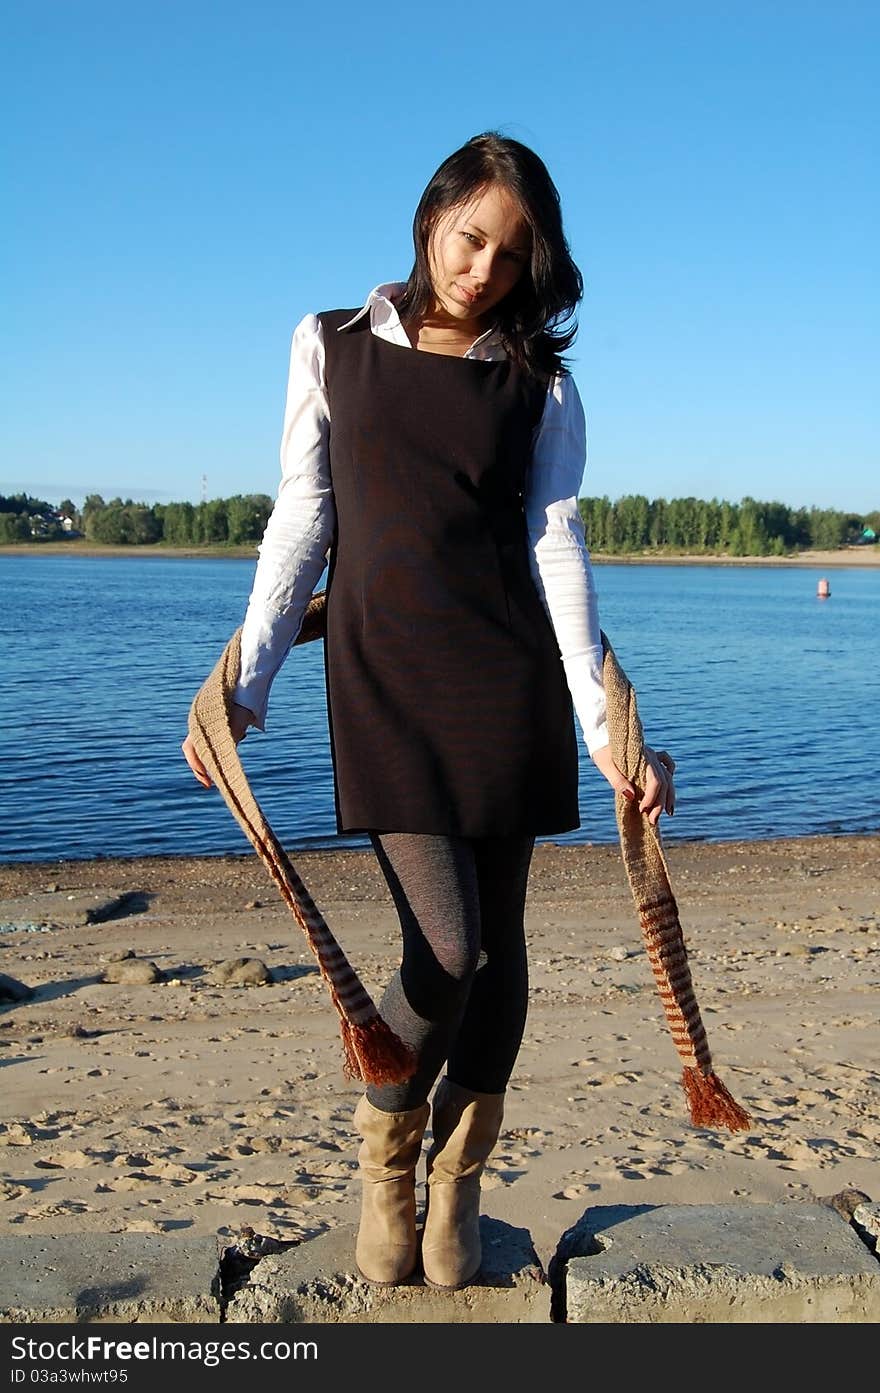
[591,743,676,825]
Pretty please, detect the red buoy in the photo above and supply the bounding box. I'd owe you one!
[817,577,830,598]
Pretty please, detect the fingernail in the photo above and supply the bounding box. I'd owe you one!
[622,789,635,802]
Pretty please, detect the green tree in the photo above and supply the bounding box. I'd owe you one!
[82,495,107,541]
[89,504,128,544]
[718,500,739,551]
[195,498,229,544]
[615,494,651,550]
[226,493,273,545]
[579,496,613,552]
[790,507,811,549]
[122,505,161,544]
[737,497,771,555]
[649,497,668,547]
[808,508,847,549]
[0,511,32,541]
[161,501,196,545]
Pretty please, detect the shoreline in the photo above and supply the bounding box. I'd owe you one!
[2,828,880,880]
[2,541,879,567]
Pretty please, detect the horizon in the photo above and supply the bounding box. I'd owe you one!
[3,2,877,514]
[3,483,876,521]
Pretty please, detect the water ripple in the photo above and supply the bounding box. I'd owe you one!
[2,555,877,861]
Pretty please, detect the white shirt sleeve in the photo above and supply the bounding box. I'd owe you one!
[232,313,336,729]
[525,373,609,755]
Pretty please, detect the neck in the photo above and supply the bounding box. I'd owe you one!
[401,303,492,353]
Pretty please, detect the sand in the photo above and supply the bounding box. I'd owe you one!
[2,542,879,566]
[1,835,878,1272]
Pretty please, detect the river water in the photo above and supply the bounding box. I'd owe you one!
[1,555,877,862]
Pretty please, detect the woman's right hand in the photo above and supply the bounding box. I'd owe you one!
[181,703,254,789]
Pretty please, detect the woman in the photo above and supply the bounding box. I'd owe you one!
[182,132,675,1290]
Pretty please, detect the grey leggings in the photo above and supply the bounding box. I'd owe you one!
[365,831,535,1112]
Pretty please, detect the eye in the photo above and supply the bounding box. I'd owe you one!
[461,231,481,245]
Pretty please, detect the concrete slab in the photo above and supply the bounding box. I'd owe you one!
[225,1218,548,1323]
[854,1203,880,1254]
[0,973,33,1002]
[552,1203,880,1323]
[0,1235,221,1324]
[0,890,135,931]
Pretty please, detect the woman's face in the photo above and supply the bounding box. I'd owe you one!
[427,183,531,328]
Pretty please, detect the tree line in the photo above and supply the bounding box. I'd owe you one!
[0,492,274,546]
[578,495,878,555]
[1,490,877,554]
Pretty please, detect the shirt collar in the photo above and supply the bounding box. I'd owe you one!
[337,281,505,355]
[337,282,406,332]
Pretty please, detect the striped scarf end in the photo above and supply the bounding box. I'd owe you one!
[338,1016,419,1085]
[682,1066,753,1133]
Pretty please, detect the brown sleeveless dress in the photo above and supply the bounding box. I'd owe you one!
[318,308,580,837]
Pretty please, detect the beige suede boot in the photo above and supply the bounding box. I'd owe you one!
[353,1094,430,1286]
[421,1077,505,1289]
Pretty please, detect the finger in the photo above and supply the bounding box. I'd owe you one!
[181,740,212,789]
[187,760,212,789]
[648,779,668,824]
[639,767,664,813]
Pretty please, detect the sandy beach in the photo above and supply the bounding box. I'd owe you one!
[2,541,879,567]
[1,835,877,1274]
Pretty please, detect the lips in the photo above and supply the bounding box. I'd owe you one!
[455,284,481,307]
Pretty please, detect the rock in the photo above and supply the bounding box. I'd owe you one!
[0,973,33,1003]
[101,959,164,986]
[225,1219,547,1323]
[0,1234,220,1322]
[212,958,272,987]
[0,890,135,930]
[607,946,630,962]
[818,1188,874,1222]
[553,1203,880,1323]
[853,1203,880,1253]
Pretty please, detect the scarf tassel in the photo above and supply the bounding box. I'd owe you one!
[340,1017,418,1085]
[682,1066,753,1132]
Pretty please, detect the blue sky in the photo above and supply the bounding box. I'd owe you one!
[3,1,877,513]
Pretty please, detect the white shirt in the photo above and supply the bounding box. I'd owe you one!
[234,282,609,755]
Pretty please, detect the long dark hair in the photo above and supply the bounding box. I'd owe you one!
[395,132,583,381]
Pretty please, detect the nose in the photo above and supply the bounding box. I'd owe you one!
[469,245,497,286]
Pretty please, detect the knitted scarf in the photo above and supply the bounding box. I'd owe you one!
[600,632,751,1132]
[188,594,751,1132]
[187,598,415,1087]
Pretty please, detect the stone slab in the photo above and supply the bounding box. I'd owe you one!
[0,973,33,1003]
[0,890,135,931]
[854,1203,880,1253]
[0,1235,221,1324]
[225,1218,548,1323]
[553,1203,880,1323]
